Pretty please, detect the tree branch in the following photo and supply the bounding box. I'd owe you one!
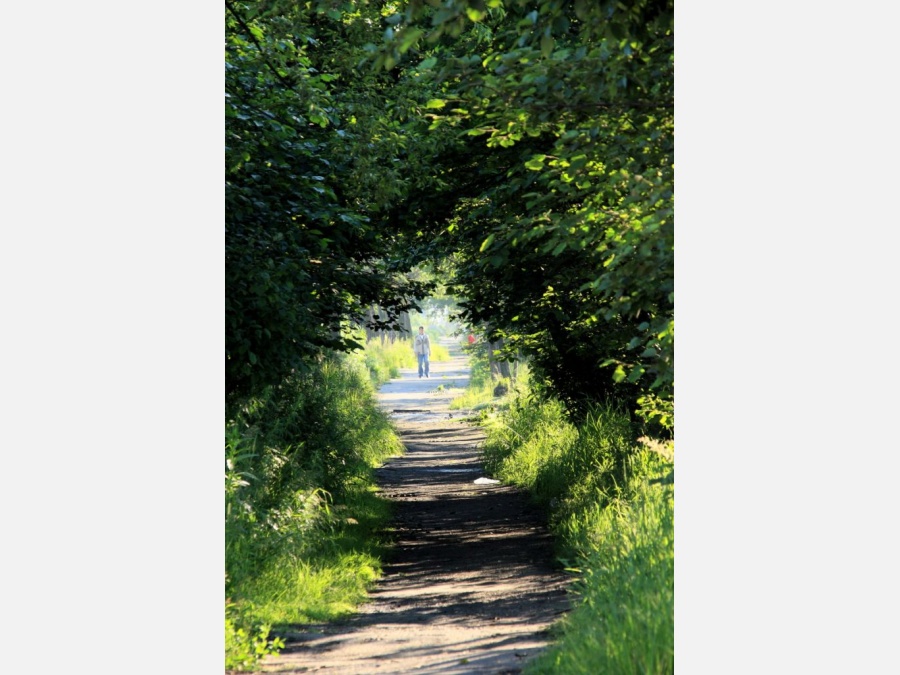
[225,0,295,89]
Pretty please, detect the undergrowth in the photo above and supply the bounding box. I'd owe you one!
[477,383,674,674]
[449,344,524,413]
[225,355,403,671]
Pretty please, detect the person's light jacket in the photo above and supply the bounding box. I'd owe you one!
[414,334,431,355]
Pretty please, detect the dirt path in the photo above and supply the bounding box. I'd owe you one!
[258,340,571,674]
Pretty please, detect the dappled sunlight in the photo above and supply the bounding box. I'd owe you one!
[259,334,571,674]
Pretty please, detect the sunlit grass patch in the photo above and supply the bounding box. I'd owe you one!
[429,341,452,362]
[226,485,393,667]
[240,549,384,626]
[448,379,499,411]
[480,395,573,486]
[358,337,416,386]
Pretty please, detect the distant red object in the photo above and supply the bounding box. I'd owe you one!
[467,334,476,344]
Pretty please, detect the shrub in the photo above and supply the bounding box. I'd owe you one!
[225,602,284,672]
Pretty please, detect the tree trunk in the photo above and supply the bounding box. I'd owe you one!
[486,340,499,382]
[400,310,412,337]
[492,338,512,379]
[364,306,377,341]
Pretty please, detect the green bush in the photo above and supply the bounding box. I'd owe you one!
[225,602,284,672]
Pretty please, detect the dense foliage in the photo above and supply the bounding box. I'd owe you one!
[371,0,674,424]
[226,0,673,428]
[225,0,438,399]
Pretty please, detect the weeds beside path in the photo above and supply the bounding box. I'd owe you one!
[256,339,571,674]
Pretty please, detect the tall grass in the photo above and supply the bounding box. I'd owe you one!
[429,340,452,362]
[479,388,674,674]
[529,480,674,675]
[225,355,403,671]
[360,337,416,386]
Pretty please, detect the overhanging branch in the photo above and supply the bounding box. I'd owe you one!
[225,0,295,89]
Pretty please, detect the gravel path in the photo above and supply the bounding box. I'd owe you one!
[257,340,571,674]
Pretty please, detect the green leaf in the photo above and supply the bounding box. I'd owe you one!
[569,154,588,169]
[426,98,446,109]
[399,28,425,52]
[612,365,626,383]
[418,56,438,70]
[540,34,555,58]
[574,0,588,20]
[480,233,496,252]
[627,366,645,383]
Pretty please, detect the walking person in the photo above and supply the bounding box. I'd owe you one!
[414,326,431,378]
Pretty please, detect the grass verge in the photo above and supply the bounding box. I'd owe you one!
[225,356,403,671]
[479,390,674,674]
[360,337,416,386]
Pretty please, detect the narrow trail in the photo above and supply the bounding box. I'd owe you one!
[259,340,571,674]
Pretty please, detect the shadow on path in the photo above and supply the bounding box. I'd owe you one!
[258,339,571,675]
